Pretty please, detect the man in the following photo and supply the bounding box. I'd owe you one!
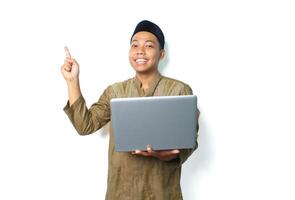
[61,20,199,200]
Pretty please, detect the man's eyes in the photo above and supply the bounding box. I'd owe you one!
[146,44,154,48]
[131,43,154,48]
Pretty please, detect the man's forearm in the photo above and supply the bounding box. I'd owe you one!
[67,79,82,106]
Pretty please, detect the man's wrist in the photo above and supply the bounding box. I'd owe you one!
[66,78,79,86]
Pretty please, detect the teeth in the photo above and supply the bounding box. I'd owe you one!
[136,59,147,64]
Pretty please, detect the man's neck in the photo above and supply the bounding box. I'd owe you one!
[136,71,159,90]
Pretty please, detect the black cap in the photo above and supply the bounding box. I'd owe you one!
[131,20,165,49]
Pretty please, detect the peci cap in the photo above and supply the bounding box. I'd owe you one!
[131,20,165,49]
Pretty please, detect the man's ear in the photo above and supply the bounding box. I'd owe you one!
[160,49,165,60]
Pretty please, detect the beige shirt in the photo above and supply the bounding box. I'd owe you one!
[64,73,199,200]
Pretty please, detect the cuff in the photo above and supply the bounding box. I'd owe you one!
[63,95,84,115]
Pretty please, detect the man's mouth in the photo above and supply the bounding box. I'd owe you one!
[135,58,148,65]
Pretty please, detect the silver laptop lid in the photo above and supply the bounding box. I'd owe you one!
[110,95,198,152]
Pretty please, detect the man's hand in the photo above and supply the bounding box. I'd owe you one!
[61,46,80,82]
[132,145,180,161]
[60,46,82,106]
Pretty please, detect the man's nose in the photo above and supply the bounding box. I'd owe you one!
[136,46,145,55]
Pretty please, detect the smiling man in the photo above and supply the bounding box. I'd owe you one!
[61,20,199,200]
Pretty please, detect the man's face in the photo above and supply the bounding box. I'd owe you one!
[129,31,165,75]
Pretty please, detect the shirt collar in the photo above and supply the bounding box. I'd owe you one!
[134,73,162,96]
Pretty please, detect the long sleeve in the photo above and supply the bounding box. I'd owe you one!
[178,84,200,164]
[63,86,114,135]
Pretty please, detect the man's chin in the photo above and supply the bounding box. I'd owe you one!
[132,65,157,75]
[134,66,149,73]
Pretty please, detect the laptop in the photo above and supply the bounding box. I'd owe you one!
[110,95,198,152]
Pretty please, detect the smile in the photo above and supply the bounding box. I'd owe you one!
[135,58,148,64]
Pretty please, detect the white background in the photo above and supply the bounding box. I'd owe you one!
[0,0,294,199]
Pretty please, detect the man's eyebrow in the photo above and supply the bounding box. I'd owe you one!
[131,39,156,43]
[145,40,156,44]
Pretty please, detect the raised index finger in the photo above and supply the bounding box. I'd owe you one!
[64,46,72,58]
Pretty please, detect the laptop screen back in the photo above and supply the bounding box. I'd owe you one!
[110,95,198,152]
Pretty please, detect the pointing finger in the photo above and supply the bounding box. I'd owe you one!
[65,57,73,64]
[64,46,72,58]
